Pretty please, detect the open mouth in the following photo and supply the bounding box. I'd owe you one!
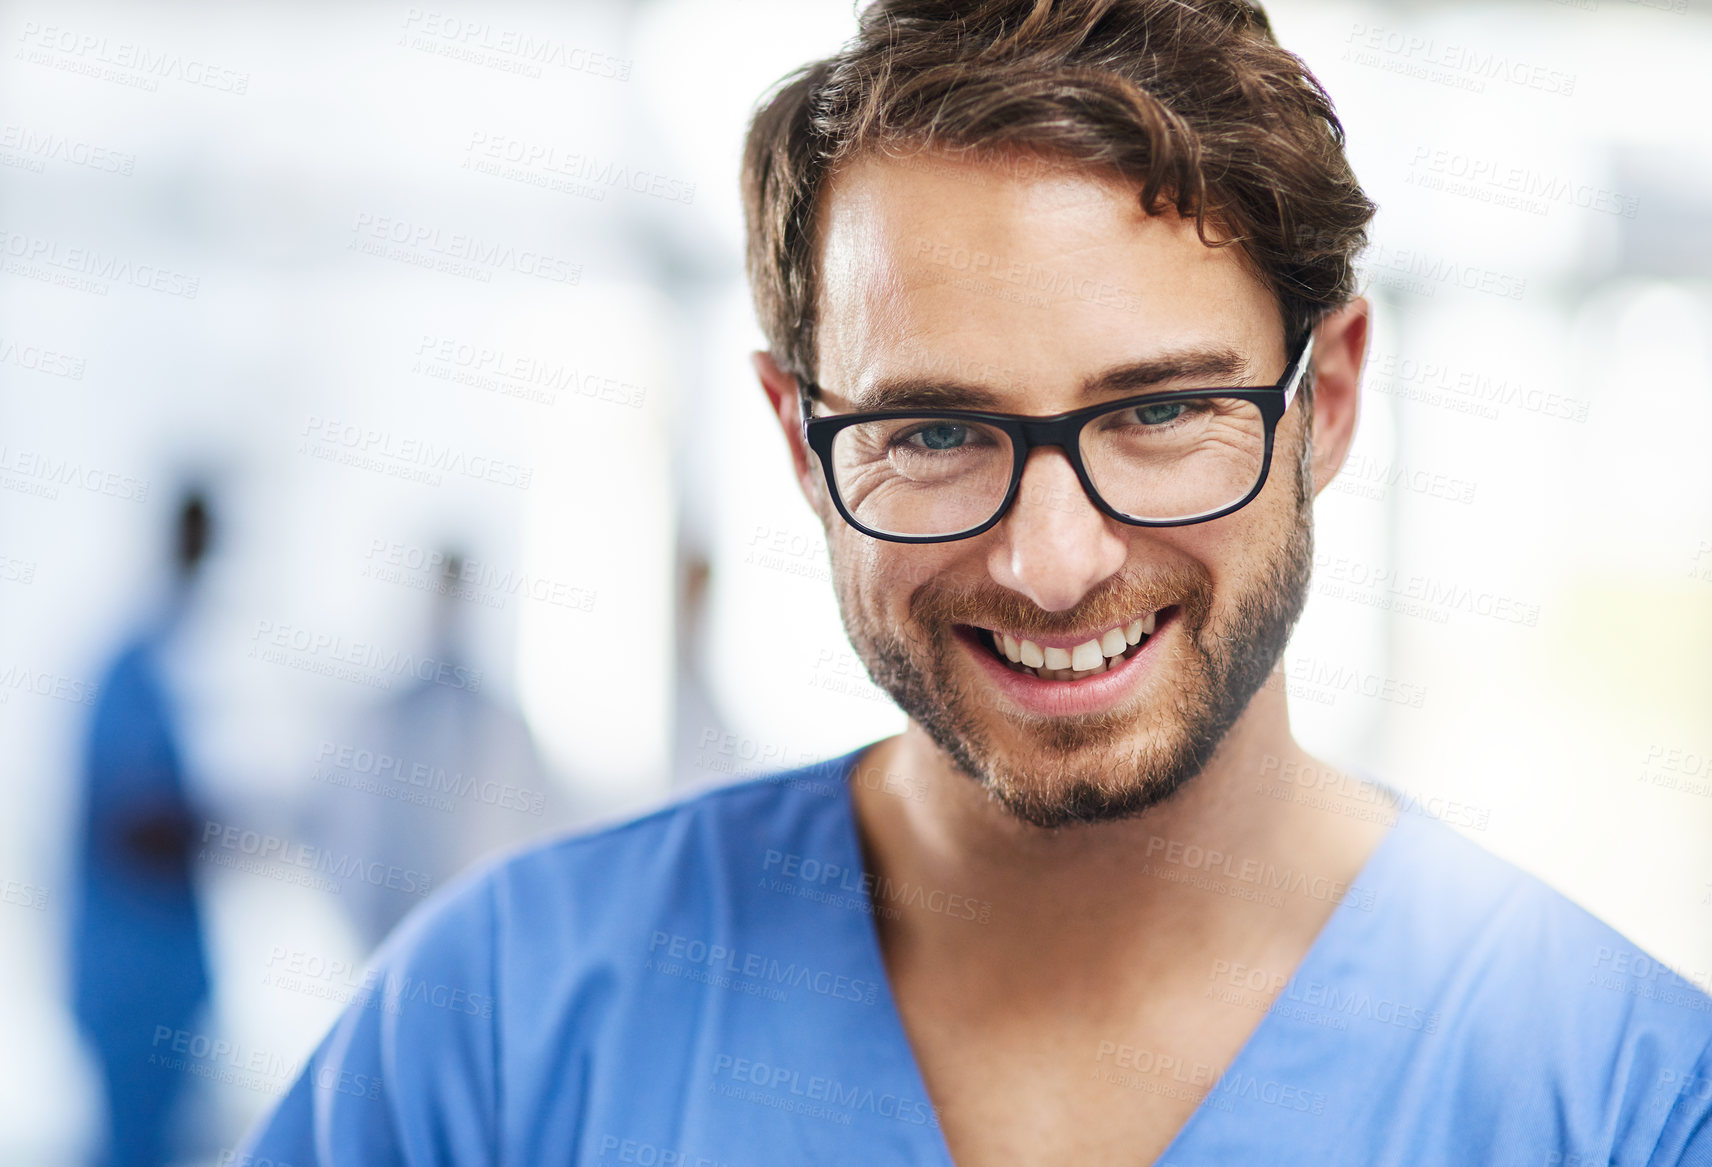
[960,608,1172,682]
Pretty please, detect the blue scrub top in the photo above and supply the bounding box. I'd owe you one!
[237,746,1712,1165]
[73,637,209,1031]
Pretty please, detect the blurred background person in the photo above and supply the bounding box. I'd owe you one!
[302,548,572,953]
[68,489,216,1167]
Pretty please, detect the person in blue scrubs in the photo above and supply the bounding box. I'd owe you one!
[73,491,214,1166]
[238,1,1712,1163]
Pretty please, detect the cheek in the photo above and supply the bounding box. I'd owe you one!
[828,532,905,623]
[1159,504,1291,602]
[834,538,975,620]
[869,548,948,607]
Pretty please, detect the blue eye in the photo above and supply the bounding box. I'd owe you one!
[1136,401,1186,425]
[911,424,968,450]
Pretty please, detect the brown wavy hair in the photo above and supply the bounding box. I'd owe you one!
[741,0,1375,388]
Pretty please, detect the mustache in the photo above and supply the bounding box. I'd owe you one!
[907,564,1216,641]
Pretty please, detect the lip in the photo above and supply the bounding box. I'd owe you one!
[954,607,1178,719]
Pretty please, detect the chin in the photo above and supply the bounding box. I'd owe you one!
[933,719,1210,829]
[986,775,1189,830]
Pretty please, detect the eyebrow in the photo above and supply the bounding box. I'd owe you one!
[831,345,1254,412]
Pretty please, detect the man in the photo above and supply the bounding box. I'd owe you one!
[239,1,1712,1163]
[73,491,215,1167]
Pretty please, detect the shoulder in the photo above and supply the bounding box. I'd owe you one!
[1356,810,1712,1164]
[235,749,866,1160]
[396,748,860,961]
[488,752,854,891]
[1379,809,1712,1024]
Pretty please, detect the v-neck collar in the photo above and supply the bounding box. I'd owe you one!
[817,742,1413,1166]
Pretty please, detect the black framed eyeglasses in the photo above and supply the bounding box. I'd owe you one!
[798,330,1315,544]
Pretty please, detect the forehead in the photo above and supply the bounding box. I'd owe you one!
[813,150,1282,406]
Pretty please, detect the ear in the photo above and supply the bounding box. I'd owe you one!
[752,350,823,510]
[1305,297,1370,497]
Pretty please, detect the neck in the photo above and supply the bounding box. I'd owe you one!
[849,669,1392,993]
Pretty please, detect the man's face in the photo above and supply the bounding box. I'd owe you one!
[805,150,1314,828]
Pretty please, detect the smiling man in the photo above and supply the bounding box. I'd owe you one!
[238,1,1712,1164]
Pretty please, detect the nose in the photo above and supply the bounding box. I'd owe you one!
[985,447,1128,612]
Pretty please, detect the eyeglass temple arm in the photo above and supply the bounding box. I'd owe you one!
[797,378,818,437]
[1282,331,1316,412]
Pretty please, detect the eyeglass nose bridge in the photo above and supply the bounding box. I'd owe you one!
[1013,413,1086,447]
[989,412,1121,529]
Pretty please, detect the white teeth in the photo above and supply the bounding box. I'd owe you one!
[987,612,1160,681]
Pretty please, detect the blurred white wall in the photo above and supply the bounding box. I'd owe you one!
[1,0,1708,1161]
